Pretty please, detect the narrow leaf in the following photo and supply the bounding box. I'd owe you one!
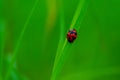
[5,0,39,79]
[51,0,89,80]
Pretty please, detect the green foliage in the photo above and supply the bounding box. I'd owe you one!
[5,0,40,79]
[0,0,120,80]
[51,0,89,80]
[0,20,5,80]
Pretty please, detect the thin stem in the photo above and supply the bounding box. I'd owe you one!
[50,0,65,80]
[5,0,39,79]
[70,0,85,29]
[51,0,88,80]
[63,0,86,53]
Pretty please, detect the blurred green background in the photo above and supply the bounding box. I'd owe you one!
[0,0,120,80]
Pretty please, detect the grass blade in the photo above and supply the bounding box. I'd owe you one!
[5,0,39,79]
[50,0,65,80]
[70,0,86,29]
[51,0,89,80]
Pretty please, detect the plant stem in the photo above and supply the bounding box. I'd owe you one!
[51,0,65,80]
[70,0,85,29]
[5,0,39,79]
[51,0,89,80]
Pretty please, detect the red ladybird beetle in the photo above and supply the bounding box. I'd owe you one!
[67,29,77,43]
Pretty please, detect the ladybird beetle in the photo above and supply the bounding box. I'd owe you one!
[67,29,77,43]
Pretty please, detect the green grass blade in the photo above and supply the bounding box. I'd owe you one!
[70,0,86,29]
[51,0,89,80]
[50,0,65,80]
[5,0,39,79]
